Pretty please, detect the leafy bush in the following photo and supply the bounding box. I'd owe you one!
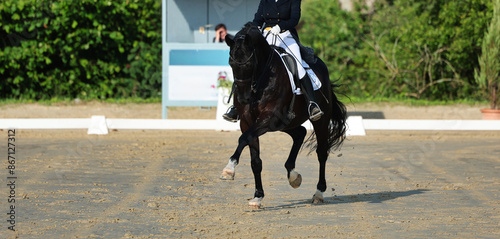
[300,0,494,101]
[0,0,161,100]
[0,0,495,102]
[299,0,369,97]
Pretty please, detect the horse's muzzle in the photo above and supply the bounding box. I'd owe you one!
[234,79,252,105]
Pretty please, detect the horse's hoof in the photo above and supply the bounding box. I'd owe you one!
[220,169,235,180]
[312,190,324,204]
[249,204,261,210]
[288,170,302,189]
[249,197,262,209]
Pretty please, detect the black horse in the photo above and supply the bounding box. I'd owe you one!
[220,23,347,208]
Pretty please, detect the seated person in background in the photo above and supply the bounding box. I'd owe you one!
[213,23,228,43]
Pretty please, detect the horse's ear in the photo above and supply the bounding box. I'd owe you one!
[225,34,235,47]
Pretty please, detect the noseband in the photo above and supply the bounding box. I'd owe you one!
[230,49,255,66]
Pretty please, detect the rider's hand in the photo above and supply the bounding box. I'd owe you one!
[270,25,281,35]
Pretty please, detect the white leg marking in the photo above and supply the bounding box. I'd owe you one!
[288,169,302,189]
[220,159,236,180]
[312,190,324,204]
[249,197,263,209]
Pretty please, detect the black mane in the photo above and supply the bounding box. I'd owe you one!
[234,22,268,48]
[240,22,259,36]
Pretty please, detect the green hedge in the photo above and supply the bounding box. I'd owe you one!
[0,0,161,100]
[0,0,496,101]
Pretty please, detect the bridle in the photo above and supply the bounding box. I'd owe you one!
[230,34,275,94]
[229,49,255,66]
[229,35,256,66]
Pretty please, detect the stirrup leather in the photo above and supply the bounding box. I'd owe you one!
[308,102,324,121]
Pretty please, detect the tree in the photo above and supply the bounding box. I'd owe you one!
[475,0,500,109]
[299,0,368,97]
[299,0,494,100]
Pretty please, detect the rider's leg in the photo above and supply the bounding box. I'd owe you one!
[223,105,238,122]
[285,37,323,121]
[265,30,323,121]
[299,74,323,121]
[222,84,238,122]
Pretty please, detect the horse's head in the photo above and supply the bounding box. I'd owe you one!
[226,33,254,104]
[226,23,264,105]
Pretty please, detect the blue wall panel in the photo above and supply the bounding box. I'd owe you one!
[170,49,230,66]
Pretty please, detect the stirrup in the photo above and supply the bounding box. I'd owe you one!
[308,102,324,121]
[222,106,239,123]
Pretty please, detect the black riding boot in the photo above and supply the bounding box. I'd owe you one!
[222,84,239,122]
[300,74,324,121]
[223,105,239,122]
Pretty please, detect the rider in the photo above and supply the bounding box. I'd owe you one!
[223,0,324,122]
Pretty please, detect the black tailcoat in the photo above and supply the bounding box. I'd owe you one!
[252,0,301,39]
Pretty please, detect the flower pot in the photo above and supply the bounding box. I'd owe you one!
[215,87,233,121]
[480,108,500,120]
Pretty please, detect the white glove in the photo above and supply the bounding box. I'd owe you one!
[270,25,281,35]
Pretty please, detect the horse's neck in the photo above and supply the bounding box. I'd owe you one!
[258,43,278,66]
[254,46,275,77]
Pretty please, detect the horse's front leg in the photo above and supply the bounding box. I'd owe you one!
[220,123,264,180]
[220,158,238,180]
[220,125,254,180]
[248,137,264,209]
[220,122,269,208]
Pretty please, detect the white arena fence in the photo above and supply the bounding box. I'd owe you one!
[1,116,500,136]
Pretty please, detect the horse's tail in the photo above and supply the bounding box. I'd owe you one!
[303,58,347,154]
[327,82,347,152]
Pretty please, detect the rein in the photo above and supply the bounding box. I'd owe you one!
[233,47,275,94]
[230,49,255,65]
[251,49,274,93]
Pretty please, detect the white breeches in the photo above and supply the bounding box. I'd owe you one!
[264,30,308,79]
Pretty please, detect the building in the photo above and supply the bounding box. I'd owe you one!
[165,0,260,44]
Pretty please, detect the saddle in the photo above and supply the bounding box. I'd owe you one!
[272,46,322,95]
[272,46,299,83]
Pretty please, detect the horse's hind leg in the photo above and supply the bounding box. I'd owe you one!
[248,137,264,209]
[312,123,330,204]
[283,126,307,189]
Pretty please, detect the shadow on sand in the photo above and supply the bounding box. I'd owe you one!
[261,189,430,211]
